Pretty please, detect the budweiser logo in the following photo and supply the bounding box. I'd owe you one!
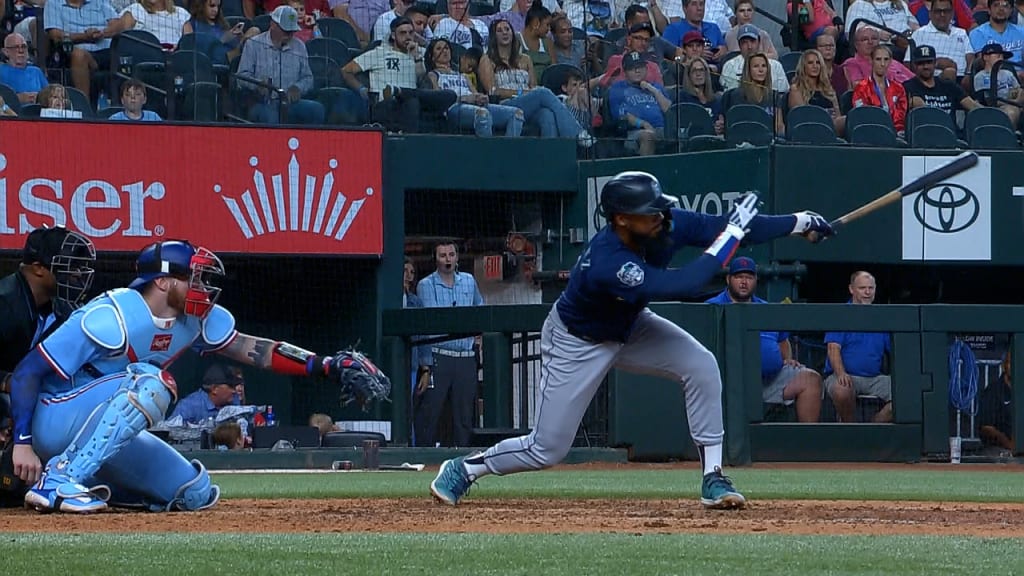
[214,138,373,241]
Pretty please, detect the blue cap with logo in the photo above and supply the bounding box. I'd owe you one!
[728,256,757,275]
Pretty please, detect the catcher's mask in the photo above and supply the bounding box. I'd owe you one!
[23,227,97,313]
[129,241,224,319]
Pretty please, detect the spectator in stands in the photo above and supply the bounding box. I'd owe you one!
[842,27,914,88]
[309,412,339,438]
[330,0,389,45]
[676,29,718,72]
[479,0,531,31]
[791,0,839,45]
[609,51,671,155]
[246,0,328,20]
[905,0,972,79]
[461,45,483,89]
[816,32,845,93]
[664,0,726,62]
[664,0,734,32]
[825,270,893,423]
[706,257,822,423]
[720,52,783,133]
[171,363,245,425]
[1,33,47,104]
[678,57,724,133]
[519,1,554,84]
[425,37,525,136]
[372,0,415,42]
[43,0,119,100]
[619,5,682,61]
[108,77,163,120]
[720,24,789,91]
[478,18,593,143]
[905,43,980,124]
[550,13,587,68]
[183,0,260,63]
[979,349,1014,451]
[288,0,318,42]
[974,41,1024,123]
[344,16,455,132]
[432,0,489,48]
[853,44,908,132]
[557,66,601,130]
[594,22,664,88]
[845,0,918,42]
[1015,0,1024,25]
[616,0,672,33]
[36,83,70,109]
[789,48,845,134]
[211,421,246,450]
[415,241,485,448]
[969,0,1024,65]
[909,0,975,31]
[236,5,326,124]
[0,95,15,117]
[109,0,191,48]
[724,0,777,58]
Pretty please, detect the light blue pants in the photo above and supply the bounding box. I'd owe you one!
[447,102,524,137]
[502,87,582,138]
[32,373,205,508]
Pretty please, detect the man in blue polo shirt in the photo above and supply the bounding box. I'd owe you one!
[170,364,245,425]
[663,0,726,61]
[706,257,822,422]
[43,0,118,101]
[824,270,893,423]
[0,33,48,104]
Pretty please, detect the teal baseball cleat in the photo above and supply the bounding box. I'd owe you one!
[700,466,747,510]
[430,456,475,505]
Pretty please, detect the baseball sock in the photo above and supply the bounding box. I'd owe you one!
[699,443,723,476]
[463,454,490,480]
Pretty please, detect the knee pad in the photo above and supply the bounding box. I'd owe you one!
[162,459,220,512]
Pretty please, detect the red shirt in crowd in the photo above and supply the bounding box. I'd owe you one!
[852,76,908,132]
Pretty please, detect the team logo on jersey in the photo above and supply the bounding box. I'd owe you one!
[616,262,645,287]
[150,334,173,352]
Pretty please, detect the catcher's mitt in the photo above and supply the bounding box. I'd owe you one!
[327,349,392,410]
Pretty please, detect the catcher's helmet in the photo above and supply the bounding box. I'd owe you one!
[599,171,678,218]
[129,240,224,318]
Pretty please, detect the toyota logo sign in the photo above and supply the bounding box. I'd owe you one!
[913,183,980,234]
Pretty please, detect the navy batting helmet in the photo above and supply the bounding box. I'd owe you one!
[129,240,224,318]
[599,171,678,218]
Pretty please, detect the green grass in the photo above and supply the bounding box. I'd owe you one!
[1,533,1022,576]
[211,467,1024,503]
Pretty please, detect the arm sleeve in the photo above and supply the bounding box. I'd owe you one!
[44,0,63,31]
[235,40,257,81]
[472,281,484,305]
[10,349,56,443]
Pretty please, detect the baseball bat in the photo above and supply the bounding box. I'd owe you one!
[807,151,980,243]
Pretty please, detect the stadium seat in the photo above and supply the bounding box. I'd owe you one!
[308,55,345,89]
[719,50,741,69]
[779,50,802,77]
[469,0,497,16]
[179,81,221,122]
[789,121,843,144]
[307,37,352,68]
[112,30,168,106]
[965,106,1017,143]
[849,123,899,146]
[321,430,387,448]
[19,103,41,117]
[253,14,272,32]
[98,106,124,119]
[838,90,853,115]
[906,106,964,148]
[910,123,959,148]
[540,63,583,94]
[169,50,216,84]
[971,124,1019,149]
[316,18,362,57]
[65,86,95,117]
[786,104,833,138]
[663,102,724,151]
[726,103,773,133]
[846,105,898,138]
[0,83,21,114]
[726,120,774,146]
[225,15,250,29]
[221,0,245,18]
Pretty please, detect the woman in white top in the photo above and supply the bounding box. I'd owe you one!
[845,0,918,41]
[425,37,524,136]
[113,0,191,47]
[478,18,591,143]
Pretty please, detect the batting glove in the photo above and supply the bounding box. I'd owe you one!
[791,211,834,237]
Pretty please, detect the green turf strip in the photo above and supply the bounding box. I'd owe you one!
[1,533,1021,576]
[211,468,1024,502]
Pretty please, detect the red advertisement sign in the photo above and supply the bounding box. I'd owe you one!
[0,121,383,255]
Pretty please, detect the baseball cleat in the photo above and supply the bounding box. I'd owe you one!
[700,466,747,510]
[430,456,474,505]
[25,481,111,514]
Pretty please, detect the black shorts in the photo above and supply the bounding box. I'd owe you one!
[87,48,111,69]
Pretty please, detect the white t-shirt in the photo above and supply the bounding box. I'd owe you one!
[354,45,419,90]
[433,17,488,48]
[122,3,190,46]
[846,0,916,35]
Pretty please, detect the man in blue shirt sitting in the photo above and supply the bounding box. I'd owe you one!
[824,270,893,423]
[706,257,822,422]
[0,33,48,105]
[609,51,672,156]
[170,363,244,425]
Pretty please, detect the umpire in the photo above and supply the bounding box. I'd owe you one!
[0,226,96,507]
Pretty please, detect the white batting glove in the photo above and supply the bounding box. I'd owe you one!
[791,211,834,237]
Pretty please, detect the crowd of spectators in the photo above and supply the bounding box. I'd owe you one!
[2,0,1024,152]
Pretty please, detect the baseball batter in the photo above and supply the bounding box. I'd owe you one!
[431,171,833,509]
[10,240,389,513]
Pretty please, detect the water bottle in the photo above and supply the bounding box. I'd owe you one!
[97,91,110,111]
[237,417,249,441]
[798,0,810,25]
[265,405,276,427]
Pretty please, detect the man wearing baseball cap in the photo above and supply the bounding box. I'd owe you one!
[608,51,672,155]
[597,22,665,88]
[706,256,822,423]
[719,24,790,91]
[973,41,1024,125]
[170,364,246,425]
[235,4,327,124]
[904,44,980,126]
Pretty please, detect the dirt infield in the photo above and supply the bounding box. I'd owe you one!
[3,498,1022,537]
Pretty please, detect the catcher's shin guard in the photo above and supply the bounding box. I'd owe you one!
[161,459,220,512]
[55,363,174,484]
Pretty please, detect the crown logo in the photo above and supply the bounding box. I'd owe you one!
[214,137,373,241]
